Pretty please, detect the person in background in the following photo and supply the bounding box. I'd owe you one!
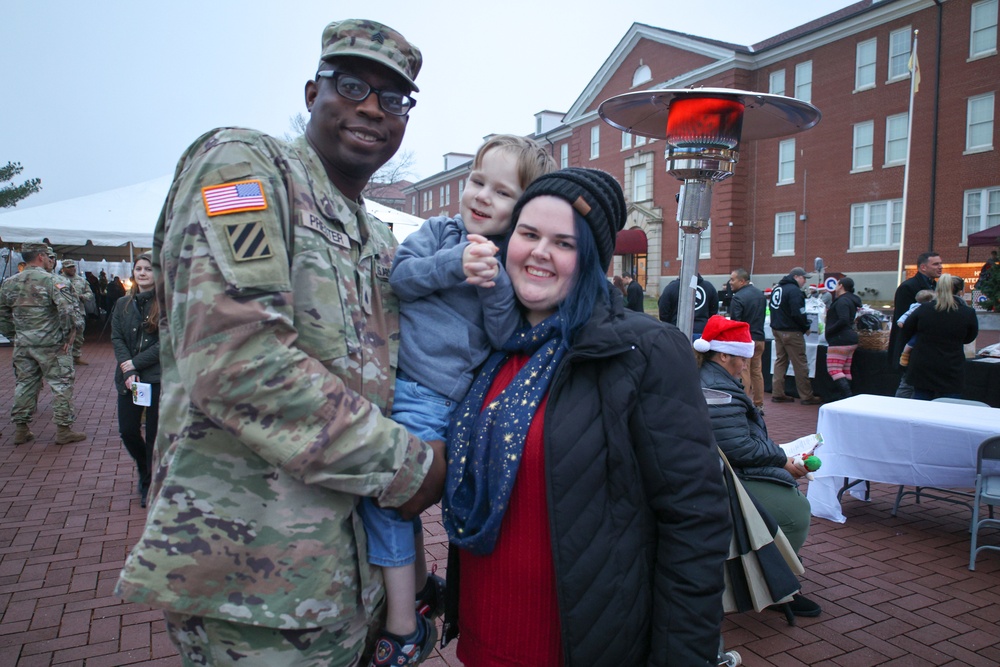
[59,260,95,365]
[899,274,979,401]
[444,168,730,666]
[623,272,644,312]
[116,19,444,667]
[769,267,821,405]
[611,274,626,297]
[824,277,862,401]
[694,315,820,619]
[889,252,942,397]
[896,289,935,367]
[728,268,767,412]
[658,272,718,336]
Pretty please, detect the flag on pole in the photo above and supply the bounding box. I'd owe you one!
[908,36,920,93]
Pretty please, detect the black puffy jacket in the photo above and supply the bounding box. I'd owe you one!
[447,290,731,666]
[825,292,863,346]
[111,290,160,394]
[699,360,795,487]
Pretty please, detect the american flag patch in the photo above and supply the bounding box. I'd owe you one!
[202,180,268,216]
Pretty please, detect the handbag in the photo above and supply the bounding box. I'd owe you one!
[719,448,805,613]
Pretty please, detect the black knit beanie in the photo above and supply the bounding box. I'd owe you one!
[510,167,627,271]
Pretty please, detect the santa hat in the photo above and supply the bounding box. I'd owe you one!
[693,316,754,358]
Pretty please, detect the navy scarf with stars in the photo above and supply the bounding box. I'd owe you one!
[443,314,567,556]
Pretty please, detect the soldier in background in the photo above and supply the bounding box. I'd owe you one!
[0,242,87,445]
[59,259,95,364]
[116,18,445,666]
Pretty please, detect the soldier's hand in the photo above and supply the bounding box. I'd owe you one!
[396,439,446,520]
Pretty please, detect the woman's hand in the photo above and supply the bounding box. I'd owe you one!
[124,375,135,391]
[120,360,135,373]
[784,456,809,479]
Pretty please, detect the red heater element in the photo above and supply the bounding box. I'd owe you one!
[665,96,746,150]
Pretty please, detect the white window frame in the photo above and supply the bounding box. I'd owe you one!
[777,138,796,185]
[850,199,903,250]
[855,38,877,91]
[967,92,995,152]
[794,61,812,102]
[458,178,464,201]
[774,212,796,256]
[635,135,647,147]
[888,27,911,82]
[621,131,632,150]
[633,64,652,86]
[632,165,648,202]
[411,195,417,215]
[439,186,445,207]
[971,0,999,59]
[445,184,451,206]
[963,186,1000,242]
[852,121,874,171]
[560,143,569,168]
[884,113,909,166]
[769,70,785,96]
[590,126,600,159]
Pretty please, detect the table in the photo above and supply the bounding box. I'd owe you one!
[807,394,1000,522]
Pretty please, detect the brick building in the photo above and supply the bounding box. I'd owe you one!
[405,0,998,300]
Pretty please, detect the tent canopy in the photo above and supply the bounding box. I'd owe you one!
[968,225,1000,248]
[0,176,426,259]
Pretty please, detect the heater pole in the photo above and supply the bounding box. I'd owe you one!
[675,179,714,339]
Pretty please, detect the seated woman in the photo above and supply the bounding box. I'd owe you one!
[694,315,820,618]
[444,168,731,666]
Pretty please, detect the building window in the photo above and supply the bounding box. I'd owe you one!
[445,184,451,206]
[794,61,812,102]
[774,212,795,255]
[967,93,995,151]
[850,200,903,249]
[560,143,568,168]
[971,0,998,58]
[632,63,652,86]
[590,126,600,159]
[621,131,632,150]
[769,70,785,96]
[632,165,648,202]
[778,139,796,184]
[422,191,431,212]
[855,38,877,90]
[853,121,874,171]
[635,135,647,146]
[885,113,909,165]
[678,224,711,259]
[439,186,445,207]
[964,186,1000,241]
[888,27,911,81]
[411,195,417,215]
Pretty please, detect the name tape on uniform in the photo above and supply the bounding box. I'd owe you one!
[299,212,350,250]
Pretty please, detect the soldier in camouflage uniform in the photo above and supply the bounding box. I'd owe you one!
[0,243,87,445]
[59,259,95,365]
[115,19,445,667]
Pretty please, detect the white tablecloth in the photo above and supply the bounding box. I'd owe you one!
[807,394,1000,522]
[768,333,823,377]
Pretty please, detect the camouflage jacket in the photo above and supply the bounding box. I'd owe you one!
[67,273,95,307]
[116,129,433,628]
[0,266,80,346]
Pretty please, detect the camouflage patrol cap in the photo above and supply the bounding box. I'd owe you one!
[47,246,56,258]
[62,259,76,268]
[319,19,422,92]
[21,242,49,255]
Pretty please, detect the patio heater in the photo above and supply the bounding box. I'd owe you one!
[599,88,821,339]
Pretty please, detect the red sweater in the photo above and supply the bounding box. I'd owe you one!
[456,354,563,667]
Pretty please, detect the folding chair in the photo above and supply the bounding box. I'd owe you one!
[969,435,1000,571]
[892,397,991,517]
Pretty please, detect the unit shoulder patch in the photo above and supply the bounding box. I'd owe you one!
[223,220,273,262]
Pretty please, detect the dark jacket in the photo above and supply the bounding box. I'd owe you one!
[625,279,644,312]
[699,360,795,487]
[900,297,979,394]
[111,290,161,395]
[448,289,731,667]
[768,274,809,332]
[730,283,767,341]
[825,291,863,346]
[888,272,936,367]
[658,274,719,334]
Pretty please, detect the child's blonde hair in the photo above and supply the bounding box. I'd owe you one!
[473,134,557,191]
[914,289,935,304]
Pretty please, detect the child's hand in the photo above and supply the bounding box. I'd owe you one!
[463,235,500,287]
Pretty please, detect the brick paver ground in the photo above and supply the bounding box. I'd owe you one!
[2,329,998,666]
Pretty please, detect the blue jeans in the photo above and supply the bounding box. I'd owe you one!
[358,373,454,567]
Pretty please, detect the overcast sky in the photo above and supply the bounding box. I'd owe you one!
[3,0,857,211]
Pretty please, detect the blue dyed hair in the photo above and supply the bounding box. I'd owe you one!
[555,212,611,345]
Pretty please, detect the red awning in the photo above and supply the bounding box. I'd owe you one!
[614,228,647,255]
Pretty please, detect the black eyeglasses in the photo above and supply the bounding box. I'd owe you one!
[315,71,416,116]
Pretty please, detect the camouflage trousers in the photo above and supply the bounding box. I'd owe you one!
[72,328,84,359]
[11,345,76,426]
[163,611,370,667]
